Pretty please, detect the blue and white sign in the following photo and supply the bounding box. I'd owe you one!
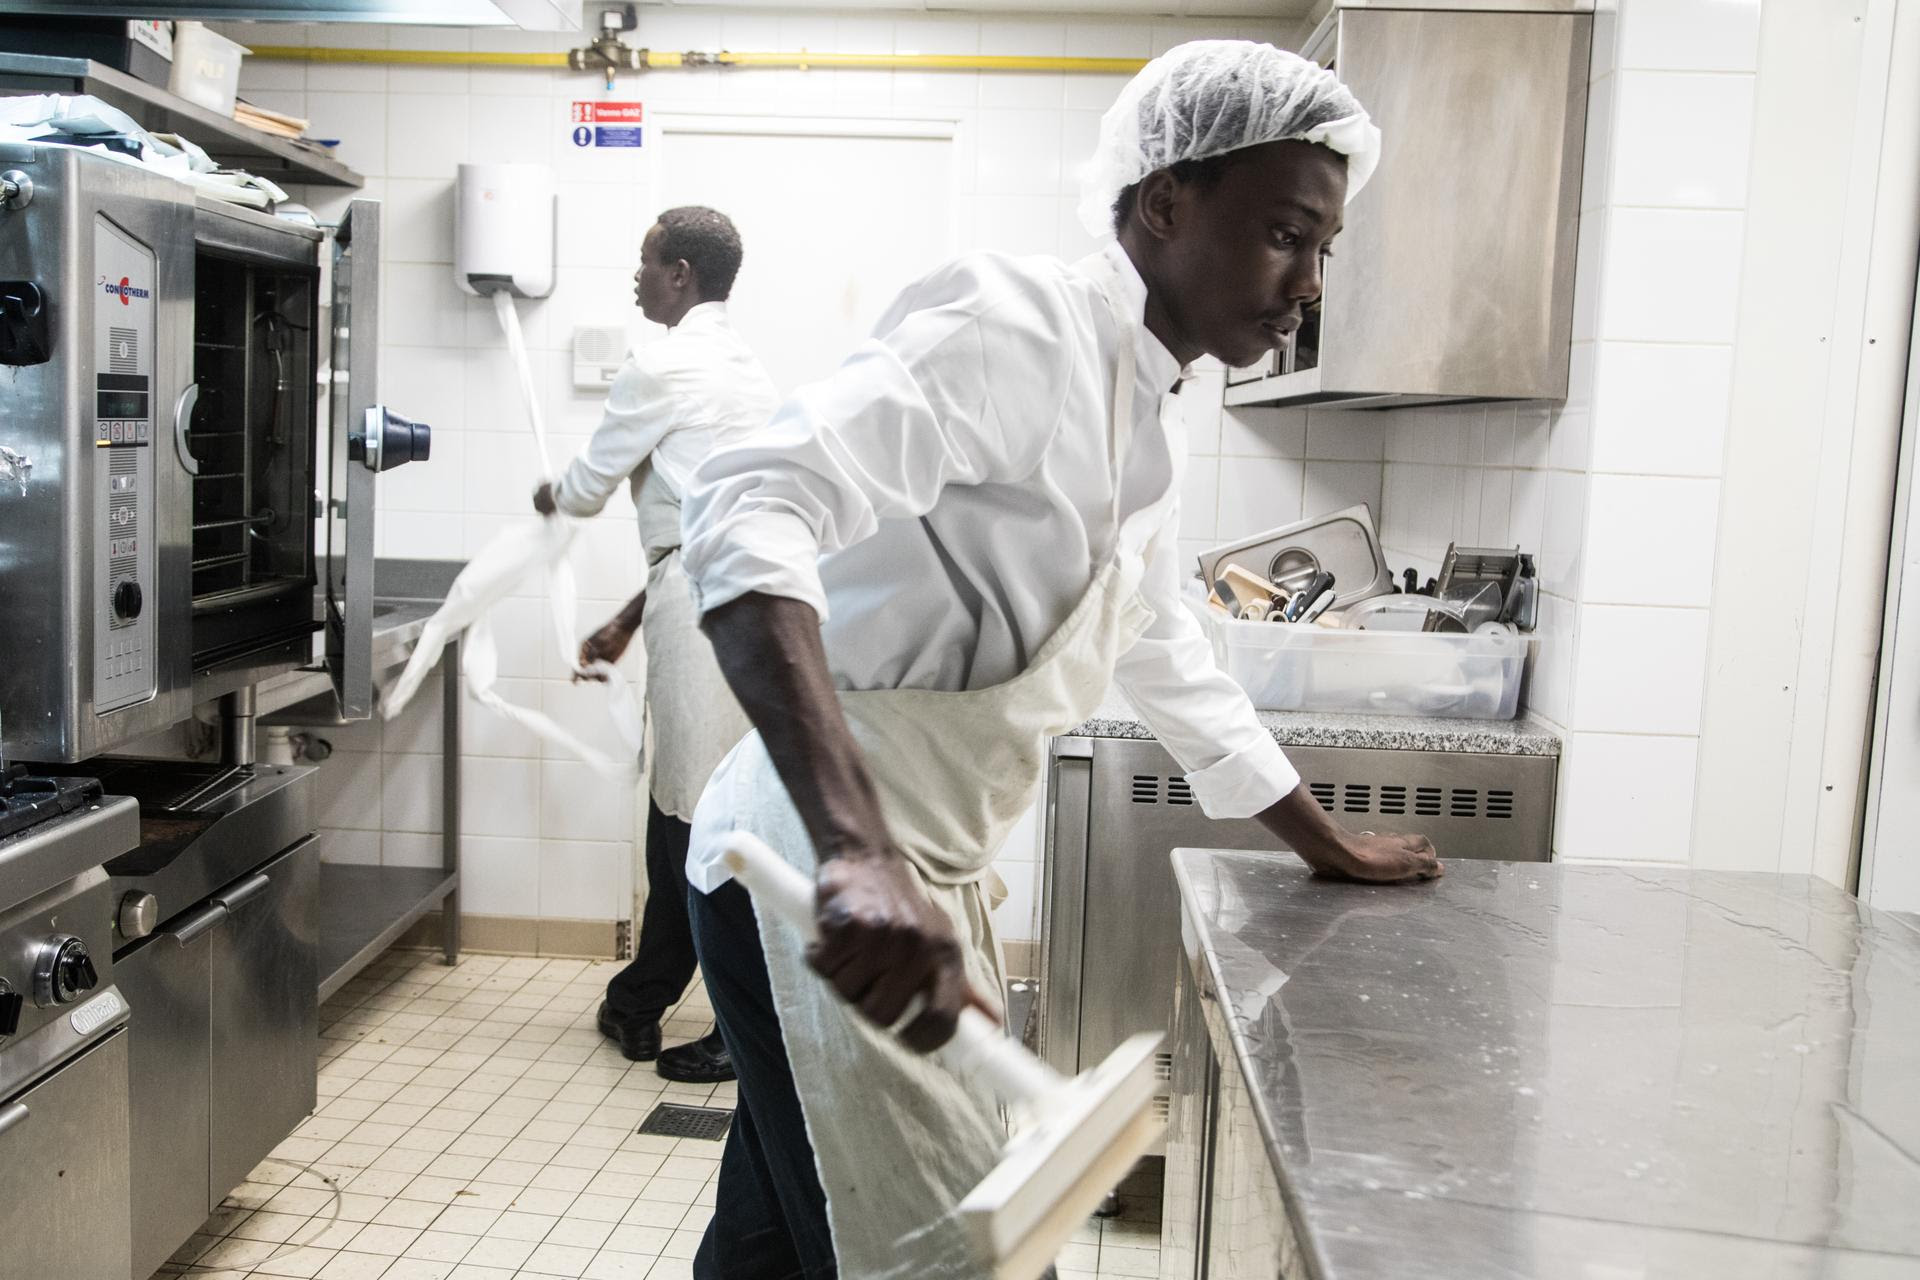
[593,125,644,148]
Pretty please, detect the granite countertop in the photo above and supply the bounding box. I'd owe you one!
[1070,690,1561,756]
[1172,848,1920,1278]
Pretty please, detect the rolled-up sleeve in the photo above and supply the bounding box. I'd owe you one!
[552,358,678,518]
[1112,508,1300,820]
[682,257,1078,621]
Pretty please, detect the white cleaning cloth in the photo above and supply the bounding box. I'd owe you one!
[382,292,643,779]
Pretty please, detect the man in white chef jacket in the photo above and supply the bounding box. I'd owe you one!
[533,206,779,1085]
[678,43,1442,1280]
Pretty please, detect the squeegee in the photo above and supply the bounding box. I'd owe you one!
[720,832,1164,1280]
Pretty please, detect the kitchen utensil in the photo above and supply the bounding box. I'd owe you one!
[1197,504,1395,612]
[1425,544,1531,633]
[1298,589,1338,625]
[1212,578,1242,619]
[720,832,1163,1280]
[1222,564,1285,610]
[1284,570,1336,622]
[1341,593,1472,634]
[1241,598,1271,623]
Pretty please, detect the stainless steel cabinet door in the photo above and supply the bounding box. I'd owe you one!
[0,1032,134,1280]
[1204,1058,1303,1280]
[208,835,319,1204]
[118,916,216,1280]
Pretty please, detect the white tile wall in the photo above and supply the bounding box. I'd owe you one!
[235,7,1288,945]
[1373,0,1757,865]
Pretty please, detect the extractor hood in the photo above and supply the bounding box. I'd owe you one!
[0,1,578,30]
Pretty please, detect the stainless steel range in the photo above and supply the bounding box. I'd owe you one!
[0,772,139,1280]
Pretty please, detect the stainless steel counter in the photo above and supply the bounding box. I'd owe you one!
[1167,849,1920,1279]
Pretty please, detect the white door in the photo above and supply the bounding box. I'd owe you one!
[1861,260,1920,912]
[651,117,957,395]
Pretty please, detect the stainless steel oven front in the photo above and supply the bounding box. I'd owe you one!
[0,142,427,762]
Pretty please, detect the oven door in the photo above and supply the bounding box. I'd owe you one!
[323,198,433,720]
[0,1031,133,1280]
[324,197,380,720]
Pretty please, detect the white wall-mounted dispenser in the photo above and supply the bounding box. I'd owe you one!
[455,162,556,299]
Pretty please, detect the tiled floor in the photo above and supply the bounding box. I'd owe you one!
[151,949,1161,1280]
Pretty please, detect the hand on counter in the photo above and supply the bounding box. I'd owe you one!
[1257,782,1443,883]
[532,481,557,515]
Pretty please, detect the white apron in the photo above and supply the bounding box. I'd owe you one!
[634,462,752,821]
[697,255,1172,1278]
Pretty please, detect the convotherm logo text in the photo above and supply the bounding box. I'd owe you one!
[99,275,151,305]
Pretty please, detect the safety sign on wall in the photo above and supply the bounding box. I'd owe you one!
[570,101,644,149]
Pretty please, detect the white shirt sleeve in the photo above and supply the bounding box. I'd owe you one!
[681,258,1079,621]
[552,357,679,518]
[1112,504,1301,821]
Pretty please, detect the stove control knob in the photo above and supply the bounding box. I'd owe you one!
[32,936,97,1007]
[117,891,159,941]
[112,579,143,621]
[0,980,21,1037]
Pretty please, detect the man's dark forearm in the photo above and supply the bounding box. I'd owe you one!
[701,592,895,864]
[1257,783,1354,870]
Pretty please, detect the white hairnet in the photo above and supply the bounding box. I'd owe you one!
[1078,40,1382,239]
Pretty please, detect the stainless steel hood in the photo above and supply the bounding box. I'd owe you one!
[0,1,577,30]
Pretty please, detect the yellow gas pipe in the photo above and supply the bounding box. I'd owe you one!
[246,45,1147,74]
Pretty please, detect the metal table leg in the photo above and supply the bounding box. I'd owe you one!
[440,635,461,966]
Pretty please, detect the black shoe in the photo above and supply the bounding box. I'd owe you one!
[657,1028,734,1083]
[597,1001,661,1062]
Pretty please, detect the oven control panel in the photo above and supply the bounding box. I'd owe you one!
[92,216,156,712]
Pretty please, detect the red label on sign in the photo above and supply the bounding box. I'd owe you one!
[571,101,643,124]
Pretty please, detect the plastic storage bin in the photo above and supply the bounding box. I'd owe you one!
[168,23,249,117]
[1206,613,1529,720]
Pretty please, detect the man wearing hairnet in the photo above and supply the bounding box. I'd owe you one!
[676,41,1441,1279]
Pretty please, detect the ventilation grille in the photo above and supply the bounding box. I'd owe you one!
[109,327,138,373]
[1131,775,1194,806]
[1146,774,1516,821]
[637,1103,733,1142]
[1307,781,1513,822]
[1154,1050,1173,1082]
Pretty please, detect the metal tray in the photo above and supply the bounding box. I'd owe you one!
[1197,504,1396,609]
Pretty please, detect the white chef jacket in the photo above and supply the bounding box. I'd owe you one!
[681,242,1299,833]
[551,301,780,515]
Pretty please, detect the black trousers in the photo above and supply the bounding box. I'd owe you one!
[604,796,699,1026]
[690,878,838,1279]
[689,877,1055,1280]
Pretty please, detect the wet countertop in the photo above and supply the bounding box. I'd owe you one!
[1173,849,1920,1278]
[1071,690,1561,755]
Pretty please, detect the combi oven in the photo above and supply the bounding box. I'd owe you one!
[0,142,433,1276]
[0,141,428,763]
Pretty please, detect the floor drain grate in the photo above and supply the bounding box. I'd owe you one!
[638,1102,734,1141]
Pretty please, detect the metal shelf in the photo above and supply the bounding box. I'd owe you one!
[0,54,364,189]
[318,864,459,1002]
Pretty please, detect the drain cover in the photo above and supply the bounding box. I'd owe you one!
[638,1102,734,1141]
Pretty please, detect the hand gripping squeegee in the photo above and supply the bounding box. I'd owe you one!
[721,832,1164,1280]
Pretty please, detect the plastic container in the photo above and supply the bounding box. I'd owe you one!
[168,22,249,118]
[1206,612,1529,720]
